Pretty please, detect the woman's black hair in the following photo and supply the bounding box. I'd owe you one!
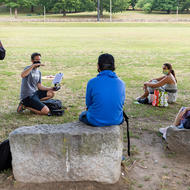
[31,52,41,61]
[163,63,177,83]
[98,53,115,71]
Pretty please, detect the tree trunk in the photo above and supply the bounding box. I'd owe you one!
[10,7,12,17]
[63,10,66,16]
[31,5,34,13]
[14,8,17,18]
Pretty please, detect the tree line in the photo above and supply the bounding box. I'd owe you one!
[0,0,190,17]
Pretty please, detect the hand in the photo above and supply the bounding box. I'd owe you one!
[32,63,44,68]
[52,86,61,91]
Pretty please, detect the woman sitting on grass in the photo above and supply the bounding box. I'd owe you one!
[137,63,177,104]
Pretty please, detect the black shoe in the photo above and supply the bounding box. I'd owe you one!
[137,98,149,104]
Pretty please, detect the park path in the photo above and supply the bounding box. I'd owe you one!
[1,17,190,22]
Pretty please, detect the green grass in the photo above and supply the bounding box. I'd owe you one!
[0,22,190,141]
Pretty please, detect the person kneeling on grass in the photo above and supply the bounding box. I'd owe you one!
[137,63,177,104]
[79,53,126,127]
[17,52,56,115]
[159,107,190,139]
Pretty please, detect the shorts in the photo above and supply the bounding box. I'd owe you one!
[22,90,48,111]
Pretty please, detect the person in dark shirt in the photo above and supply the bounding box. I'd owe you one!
[79,53,126,127]
[0,41,6,60]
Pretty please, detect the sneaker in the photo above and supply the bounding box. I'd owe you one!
[137,98,149,104]
[17,102,25,113]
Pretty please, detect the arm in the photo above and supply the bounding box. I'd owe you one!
[0,41,3,48]
[145,77,169,88]
[151,76,165,82]
[37,83,53,91]
[21,65,34,78]
[21,64,44,78]
[173,107,190,126]
[86,81,93,109]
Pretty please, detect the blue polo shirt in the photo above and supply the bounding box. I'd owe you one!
[86,70,125,126]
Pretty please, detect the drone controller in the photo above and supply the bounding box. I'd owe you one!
[52,73,64,91]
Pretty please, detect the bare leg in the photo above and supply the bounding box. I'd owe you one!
[25,106,50,115]
[173,107,184,126]
[140,85,149,99]
[40,90,55,101]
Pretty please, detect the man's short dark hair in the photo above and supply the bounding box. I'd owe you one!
[98,53,115,71]
[31,52,41,61]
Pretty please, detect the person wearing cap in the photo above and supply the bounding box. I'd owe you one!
[0,41,6,60]
[17,52,56,115]
[79,53,126,127]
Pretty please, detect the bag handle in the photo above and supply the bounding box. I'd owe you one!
[123,111,130,157]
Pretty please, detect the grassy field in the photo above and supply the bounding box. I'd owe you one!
[0,22,190,189]
[0,22,190,141]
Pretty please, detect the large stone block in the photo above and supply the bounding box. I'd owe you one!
[166,126,190,154]
[9,122,123,184]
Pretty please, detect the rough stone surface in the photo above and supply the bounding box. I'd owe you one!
[9,122,123,184]
[166,126,190,153]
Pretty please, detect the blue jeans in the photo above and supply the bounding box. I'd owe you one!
[79,111,91,125]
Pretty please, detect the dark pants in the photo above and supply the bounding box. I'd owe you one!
[79,111,91,125]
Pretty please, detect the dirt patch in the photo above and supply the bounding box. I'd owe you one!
[124,127,190,190]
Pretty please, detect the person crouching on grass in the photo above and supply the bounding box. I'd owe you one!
[17,52,56,115]
[79,53,126,127]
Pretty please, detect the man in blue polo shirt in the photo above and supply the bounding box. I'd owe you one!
[79,53,126,127]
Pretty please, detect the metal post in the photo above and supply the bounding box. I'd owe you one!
[97,0,100,22]
[110,0,112,22]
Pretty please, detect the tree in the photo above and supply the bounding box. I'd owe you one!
[130,0,137,10]
[102,0,130,13]
[136,0,179,13]
[2,0,32,18]
[156,0,178,14]
[136,0,155,13]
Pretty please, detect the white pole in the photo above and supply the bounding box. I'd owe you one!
[176,0,179,21]
[44,6,46,22]
[110,0,112,22]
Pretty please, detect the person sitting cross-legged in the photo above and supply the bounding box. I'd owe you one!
[79,53,126,127]
[17,52,56,115]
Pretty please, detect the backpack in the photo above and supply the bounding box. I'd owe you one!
[42,99,65,116]
[0,139,12,172]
